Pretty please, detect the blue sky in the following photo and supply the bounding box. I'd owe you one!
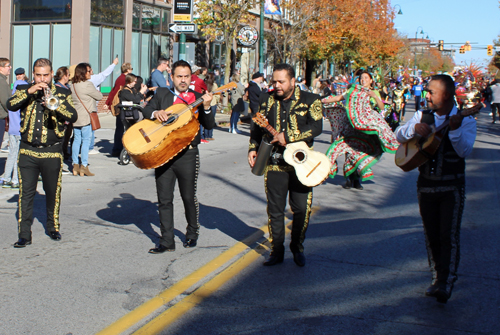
[391,0,499,70]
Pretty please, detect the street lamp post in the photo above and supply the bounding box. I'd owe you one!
[393,4,403,15]
[414,26,424,76]
[259,0,264,73]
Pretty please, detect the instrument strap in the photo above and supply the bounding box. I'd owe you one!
[421,110,434,125]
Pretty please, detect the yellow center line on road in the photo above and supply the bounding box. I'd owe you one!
[132,236,274,335]
[132,207,319,335]
[96,225,270,335]
[98,207,318,335]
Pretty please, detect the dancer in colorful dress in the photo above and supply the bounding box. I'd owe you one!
[322,71,399,190]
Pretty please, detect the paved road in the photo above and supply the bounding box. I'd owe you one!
[0,102,499,335]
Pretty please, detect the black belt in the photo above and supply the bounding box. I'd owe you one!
[23,141,61,149]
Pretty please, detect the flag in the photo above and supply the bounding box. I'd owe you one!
[264,0,282,15]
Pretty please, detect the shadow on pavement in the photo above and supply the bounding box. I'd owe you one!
[96,193,161,243]
[199,203,260,245]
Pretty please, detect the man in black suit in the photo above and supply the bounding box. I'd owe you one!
[247,72,265,117]
[7,58,77,247]
[248,64,323,267]
[142,60,215,253]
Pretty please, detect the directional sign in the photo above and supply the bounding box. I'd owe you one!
[169,23,197,34]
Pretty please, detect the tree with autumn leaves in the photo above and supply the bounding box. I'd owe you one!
[193,0,448,80]
[194,0,256,85]
[307,0,403,70]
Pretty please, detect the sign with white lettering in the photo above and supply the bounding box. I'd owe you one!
[169,23,197,34]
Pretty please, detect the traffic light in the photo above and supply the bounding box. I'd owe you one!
[487,45,493,56]
[438,40,444,51]
[465,41,471,51]
[459,46,465,54]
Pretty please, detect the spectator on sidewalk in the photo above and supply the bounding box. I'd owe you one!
[105,62,133,157]
[247,72,265,117]
[150,57,173,89]
[71,63,103,176]
[2,68,28,189]
[489,79,500,124]
[229,73,245,134]
[0,58,12,158]
[412,78,424,111]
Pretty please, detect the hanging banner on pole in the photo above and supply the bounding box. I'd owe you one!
[173,0,193,22]
[264,0,282,15]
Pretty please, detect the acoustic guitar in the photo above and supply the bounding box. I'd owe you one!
[122,82,237,169]
[395,104,481,172]
[252,113,331,187]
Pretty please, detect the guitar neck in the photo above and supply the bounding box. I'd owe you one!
[264,124,279,137]
[188,89,226,110]
[430,104,480,133]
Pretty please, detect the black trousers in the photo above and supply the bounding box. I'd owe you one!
[491,103,500,122]
[155,147,200,249]
[112,115,124,155]
[18,144,64,240]
[415,96,421,111]
[418,184,465,295]
[265,167,313,253]
[0,118,5,148]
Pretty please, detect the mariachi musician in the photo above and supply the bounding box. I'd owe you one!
[395,75,477,304]
[7,58,77,247]
[248,63,323,267]
[142,60,214,254]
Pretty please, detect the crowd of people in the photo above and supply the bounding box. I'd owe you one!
[0,54,491,305]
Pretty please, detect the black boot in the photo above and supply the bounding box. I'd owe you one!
[353,179,363,190]
[264,249,284,266]
[343,179,352,189]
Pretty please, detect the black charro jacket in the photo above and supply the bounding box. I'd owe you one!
[249,87,323,154]
[7,83,77,146]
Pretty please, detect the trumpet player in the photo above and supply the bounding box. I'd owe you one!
[7,58,77,248]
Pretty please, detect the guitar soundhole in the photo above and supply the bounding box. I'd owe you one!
[294,150,306,164]
[164,114,178,125]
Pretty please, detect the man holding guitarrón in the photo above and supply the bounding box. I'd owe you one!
[395,75,477,303]
[142,60,214,254]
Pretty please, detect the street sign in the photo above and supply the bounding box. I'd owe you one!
[173,0,193,22]
[169,23,197,34]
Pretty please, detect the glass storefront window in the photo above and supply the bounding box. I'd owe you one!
[89,26,101,75]
[141,33,151,79]
[161,10,170,33]
[100,27,113,88]
[141,5,161,32]
[132,3,141,29]
[12,26,31,79]
[32,25,51,61]
[89,26,124,92]
[113,29,124,86]
[91,0,124,26]
[13,0,72,22]
[161,36,170,59]
[52,24,71,73]
[131,32,140,78]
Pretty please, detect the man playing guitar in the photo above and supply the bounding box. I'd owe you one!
[142,60,214,254]
[248,64,323,267]
[395,75,477,303]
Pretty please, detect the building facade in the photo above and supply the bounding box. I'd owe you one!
[0,0,173,92]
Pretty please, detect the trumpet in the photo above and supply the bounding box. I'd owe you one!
[43,86,60,111]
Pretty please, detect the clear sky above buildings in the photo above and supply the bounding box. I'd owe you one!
[391,0,499,71]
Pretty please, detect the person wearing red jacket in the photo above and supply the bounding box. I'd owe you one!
[189,65,207,94]
[105,63,133,156]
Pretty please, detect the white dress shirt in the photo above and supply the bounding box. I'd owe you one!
[395,105,476,158]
